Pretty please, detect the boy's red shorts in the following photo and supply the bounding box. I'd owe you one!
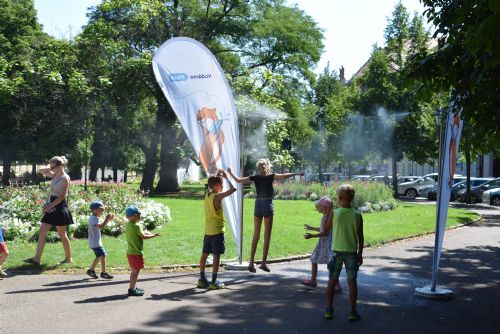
[127,254,144,270]
[0,242,8,254]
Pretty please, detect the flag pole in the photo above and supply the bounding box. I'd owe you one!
[415,107,453,300]
[226,114,249,270]
[238,115,245,265]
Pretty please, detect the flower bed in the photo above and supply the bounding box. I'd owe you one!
[245,181,397,213]
[0,183,170,242]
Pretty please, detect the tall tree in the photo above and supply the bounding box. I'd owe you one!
[80,0,323,192]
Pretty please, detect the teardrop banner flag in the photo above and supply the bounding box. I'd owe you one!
[152,37,242,258]
[431,104,463,289]
[416,101,463,298]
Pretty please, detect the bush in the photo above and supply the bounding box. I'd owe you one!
[0,183,171,241]
[245,181,396,213]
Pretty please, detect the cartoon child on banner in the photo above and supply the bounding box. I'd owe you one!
[448,112,461,188]
[197,107,225,173]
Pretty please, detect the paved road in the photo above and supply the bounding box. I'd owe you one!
[1,207,499,334]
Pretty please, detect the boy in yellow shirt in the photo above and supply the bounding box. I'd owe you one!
[197,170,236,290]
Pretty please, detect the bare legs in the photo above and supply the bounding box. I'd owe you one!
[249,215,274,271]
[129,269,140,290]
[56,225,72,262]
[32,223,72,264]
[327,278,357,311]
[249,216,263,268]
[33,223,51,263]
[310,263,318,281]
[90,256,106,273]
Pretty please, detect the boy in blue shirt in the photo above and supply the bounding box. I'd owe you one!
[87,201,114,279]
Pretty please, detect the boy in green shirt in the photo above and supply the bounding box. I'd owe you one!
[125,205,161,297]
[197,170,236,290]
[324,184,364,321]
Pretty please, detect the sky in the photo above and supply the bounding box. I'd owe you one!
[34,0,427,79]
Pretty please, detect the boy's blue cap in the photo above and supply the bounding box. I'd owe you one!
[90,201,104,210]
[125,205,141,217]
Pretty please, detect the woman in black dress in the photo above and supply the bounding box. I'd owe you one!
[228,158,303,272]
[24,156,74,265]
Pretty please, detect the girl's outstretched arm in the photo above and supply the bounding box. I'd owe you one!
[275,172,304,180]
[227,166,251,184]
[304,224,320,232]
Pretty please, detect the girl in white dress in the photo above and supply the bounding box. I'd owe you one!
[303,197,341,292]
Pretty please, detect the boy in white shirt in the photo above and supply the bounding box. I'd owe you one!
[87,201,114,279]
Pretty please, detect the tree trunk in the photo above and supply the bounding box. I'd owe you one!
[113,167,118,182]
[391,156,398,198]
[123,170,128,183]
[466,149,472,204]
[2,158,12,186]
[139,102,163,192]
[68,164,82,180]
[89,164,98,182]
[31,163,37,177]
[318,160,323,183]
[155,101,180,193]
[101,166,106,181]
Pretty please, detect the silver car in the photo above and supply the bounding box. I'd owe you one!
[398,176,436,199]
[482,188,500,206]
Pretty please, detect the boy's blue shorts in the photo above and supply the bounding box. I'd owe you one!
[92,247,107,258]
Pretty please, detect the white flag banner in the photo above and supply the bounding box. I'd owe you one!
[431,102,463,289]
[152,37,242,257]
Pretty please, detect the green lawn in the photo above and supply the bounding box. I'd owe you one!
[4,200,479,271]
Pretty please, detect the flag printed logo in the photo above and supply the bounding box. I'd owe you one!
[197,107,225,173]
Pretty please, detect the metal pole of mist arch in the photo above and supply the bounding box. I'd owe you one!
[415,107,453,300]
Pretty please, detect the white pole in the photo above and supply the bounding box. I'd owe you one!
[238,115,245,264]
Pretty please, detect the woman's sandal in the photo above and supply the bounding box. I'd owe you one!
[248,264,256,273]
[23,258,40,266]
[259,264,271,272]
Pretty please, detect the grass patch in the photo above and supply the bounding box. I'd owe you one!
[4,200,479,271]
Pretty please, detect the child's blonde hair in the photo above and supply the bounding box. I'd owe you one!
[337,184,355,202]
[256,158,272,176]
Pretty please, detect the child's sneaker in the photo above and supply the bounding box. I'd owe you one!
[348,310,361,321]
[100,272,113,279]
[86,269,98,279]
[208,280,225,290]
[197,278,209,289]
[0,269,7,278]
[324,308,334,320]
[128,288,144,297]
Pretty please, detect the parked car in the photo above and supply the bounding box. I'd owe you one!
[350,175,371,182]
[398,176,419,184]
[368,175,392,183]
[421,176,466,199]
[483,188,500,206]
[427,178,493,201]
[398,176,436,199]
[306,173,334,184]
[458,177,500,203]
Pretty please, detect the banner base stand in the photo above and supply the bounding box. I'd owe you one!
[225,261,250,271]
[415,286,453,300]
